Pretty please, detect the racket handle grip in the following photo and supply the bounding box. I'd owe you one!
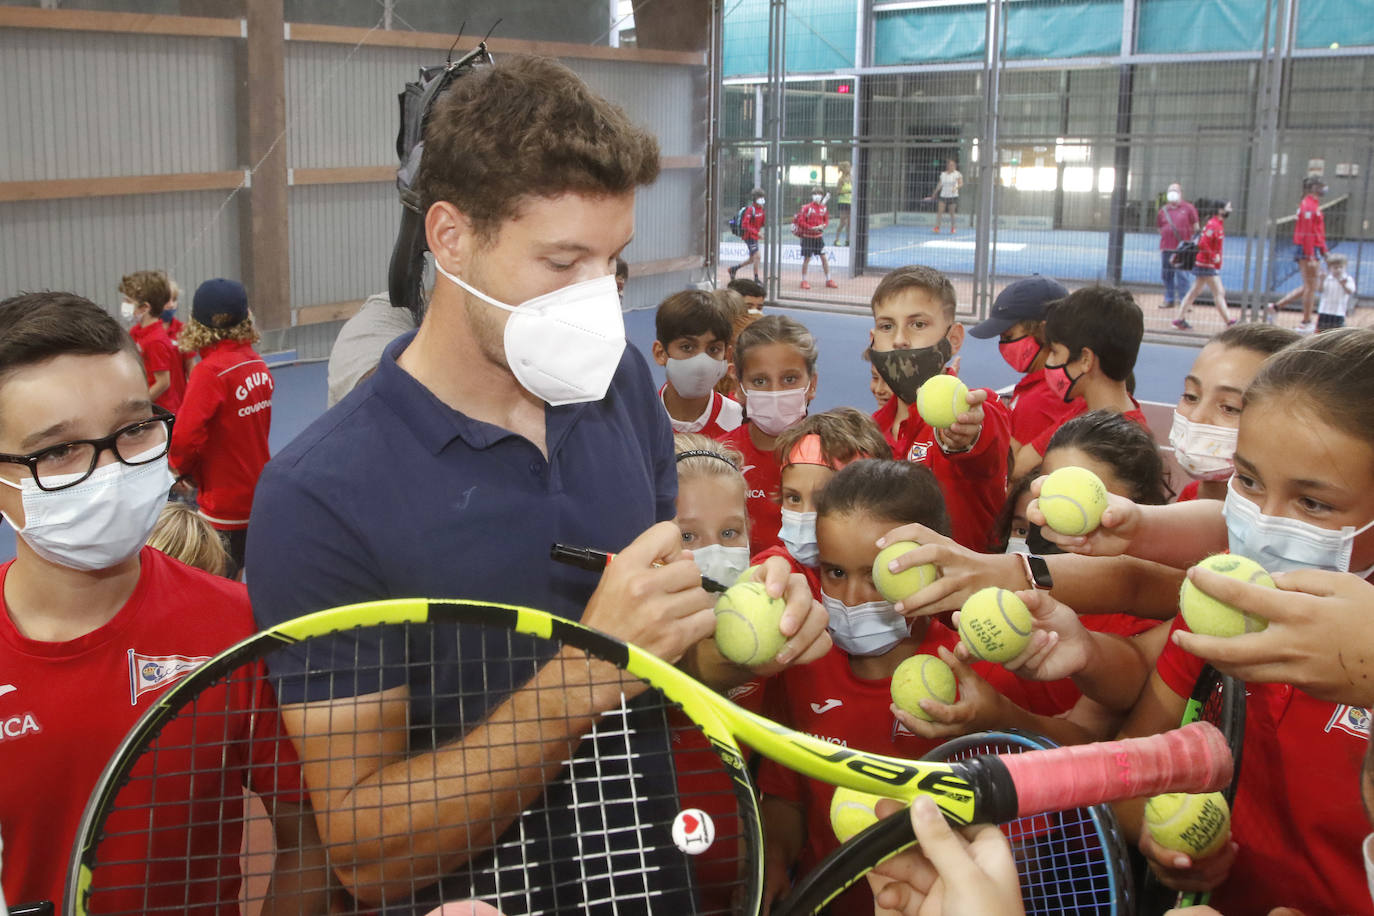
[1000,722,1234,818]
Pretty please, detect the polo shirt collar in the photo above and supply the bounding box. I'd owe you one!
[373,330,588,455]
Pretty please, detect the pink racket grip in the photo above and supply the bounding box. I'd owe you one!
[1000,722,1234,818]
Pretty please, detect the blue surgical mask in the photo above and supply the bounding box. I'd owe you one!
[1223,480,1374,577]
[691,544,751,587]
[779,508,818,567]
[821,593,909,657]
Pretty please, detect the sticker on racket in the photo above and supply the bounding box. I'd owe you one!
[67,599,1234,915]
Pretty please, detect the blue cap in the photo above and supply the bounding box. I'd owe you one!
[968,275,1069,339]
[192,278,249,329]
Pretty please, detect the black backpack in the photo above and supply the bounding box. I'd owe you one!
[1171,239,1199,271]
[386,40,494,321]
[727,204,749,239]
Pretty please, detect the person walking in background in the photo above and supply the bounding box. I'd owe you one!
[832,161,852,247]
[924,158,963,234]
[1157,181,1199,309]
[1270,176,1330,333]
[793,187,836,290]
[1174,199,1235,331]
[728,187,766,283]
[168,279,273,579]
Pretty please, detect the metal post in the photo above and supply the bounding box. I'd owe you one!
[849,0,872,277]
[706,0,724,279]
[970,0,1003,319]
[764,0,787,302]
[1241,0,1294,318]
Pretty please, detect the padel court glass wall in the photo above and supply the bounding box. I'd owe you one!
[718,0,1374,340]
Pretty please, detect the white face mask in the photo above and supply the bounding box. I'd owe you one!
[435,261,627,407]
[0,448,172,572]
[1169,410,1238,481]
[811,194,824,203]
[755,197,765,206]
[665,352,727,400]
[1224,480,1374,577]
[120,300,135,321]
[821,593,909,657]
[745,386,809,436]
[779,508,819,567]
[1166,190,1181,204]
[1004,536,1029,555]
[691,543,751,587]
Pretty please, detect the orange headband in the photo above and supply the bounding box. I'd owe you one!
[784,434,867,471]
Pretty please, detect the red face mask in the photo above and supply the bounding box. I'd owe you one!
[1044,360,1081,403]
[998,335,1042,373]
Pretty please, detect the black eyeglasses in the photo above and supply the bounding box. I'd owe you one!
[0,410,175,492]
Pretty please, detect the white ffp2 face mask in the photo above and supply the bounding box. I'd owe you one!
[745,387,809,437]
[821,593,909,657]
[665,352,727,400]
[1224,480,1374,576]
[435,261,627,407]
[0,450,172,571]
[1169,410,1238,481]
[779,509,819,567]
[691,543,751,587]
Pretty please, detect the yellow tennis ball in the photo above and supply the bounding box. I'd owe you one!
[958,587,1033,663]
[714,581,788,666]
[1145,791,1231,859]
[915,374,969,429]
[872,541,940,604]
[829,786,892,843]
[735,564,762,586]
[890,653,958,721]
[1039,466,1109,536]
[1179,553,1274,637]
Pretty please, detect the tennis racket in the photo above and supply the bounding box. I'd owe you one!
[781,730,1136,915]
[1140,662,1246,913]
[68,599,1234,916]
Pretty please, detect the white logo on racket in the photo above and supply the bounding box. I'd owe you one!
[671,808,716,855]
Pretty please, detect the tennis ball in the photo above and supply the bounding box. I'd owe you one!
[829,786,892,843]
[958,587,1033,664]
[735,564,762,586]
[1179,553,1274,637]
[1144,791,1231,859]
[1038,466,1109,536]
[714,580,788,666]
[915,374,969,429]
[890,653,958,721]
[872,541,940,604]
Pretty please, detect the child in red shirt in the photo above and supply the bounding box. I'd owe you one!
[1174,198,1235,331]
[792,186,837,290]
[649,290,741,440]
[119,269,186,412]
[722,314,819,556]
[868,265,1012,551]
[168,279,273,578]
[728,187,766,284]
[1271,176,1330,331]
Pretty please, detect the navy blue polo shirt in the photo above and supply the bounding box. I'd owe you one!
[247,329,676,640]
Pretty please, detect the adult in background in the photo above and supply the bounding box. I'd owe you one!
[1157,181,1199,310]
[925,158,963,234]
[168,279,273,578]
[1270,176,1330,334]
[325,292,417,408]
[245,55,827,912]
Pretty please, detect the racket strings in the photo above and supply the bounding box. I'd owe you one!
[78,620,753,915]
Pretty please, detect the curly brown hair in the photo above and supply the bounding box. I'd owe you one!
[177,315,260,354]
[118,270,171,314]
[415,55,661,240]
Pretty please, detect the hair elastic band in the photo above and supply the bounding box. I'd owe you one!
[676,449,739,471]
[784,433,870,471]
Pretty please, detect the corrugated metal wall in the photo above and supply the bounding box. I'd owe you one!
[287,181,396,307]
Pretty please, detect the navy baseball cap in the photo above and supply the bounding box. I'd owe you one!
[192,278,249,329]
[969,275,1069,339]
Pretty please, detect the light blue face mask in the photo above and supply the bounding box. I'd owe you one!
[779,508,819,567]
[1224,480,1374,577]
[820,593,910,657]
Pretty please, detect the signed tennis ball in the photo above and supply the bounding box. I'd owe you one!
[1145,791,1231,859]
[829,786,892,843]
[890,653,958,721]
[735,564,762,586]
[1038,466,1109,536]
[958,587,1033,664]
[714,580,787,666]
[915,374,969,429]
[872,541,940,603]
[1179,553,1274,637]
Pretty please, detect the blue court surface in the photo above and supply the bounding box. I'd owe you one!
[0,307,1197,563]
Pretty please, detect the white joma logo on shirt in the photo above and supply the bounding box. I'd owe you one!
[810,699,842,714]
[0,685,15,698]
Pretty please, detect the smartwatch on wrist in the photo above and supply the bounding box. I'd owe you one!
[1018,553,1054,590]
